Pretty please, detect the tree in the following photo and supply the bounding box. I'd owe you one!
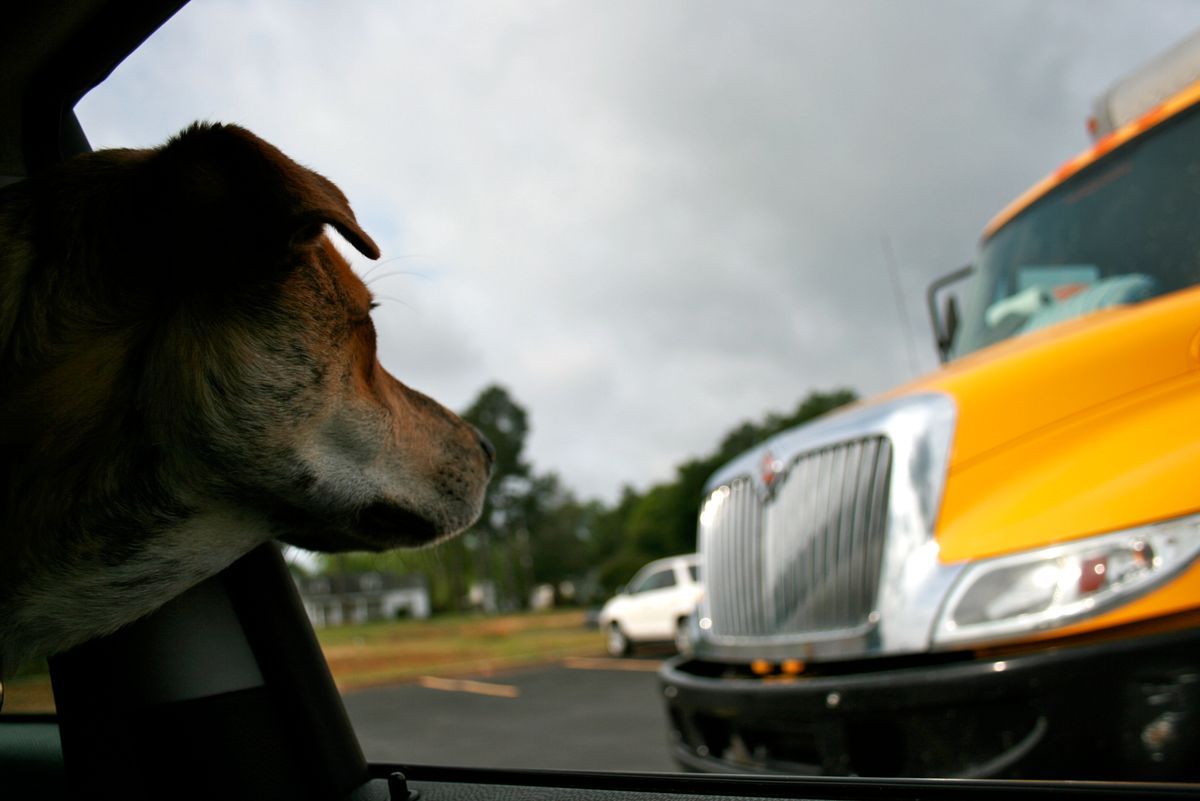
[461,384,529,481]
[461,385,535,610]
[518,474,595,591]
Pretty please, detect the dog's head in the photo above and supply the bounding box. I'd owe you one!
[0,123,493,670]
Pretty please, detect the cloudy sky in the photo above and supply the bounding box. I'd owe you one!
[76,1,1200,503]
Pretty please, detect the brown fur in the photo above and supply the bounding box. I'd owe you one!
[0,123,492,676]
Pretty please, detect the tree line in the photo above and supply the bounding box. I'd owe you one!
[314,384,856,612]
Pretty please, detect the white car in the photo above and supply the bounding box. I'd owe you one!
[598,554,703,657]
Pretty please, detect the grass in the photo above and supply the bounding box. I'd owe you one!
[2,672,55,714]
[1,609,605,713]
[318,609,607,691]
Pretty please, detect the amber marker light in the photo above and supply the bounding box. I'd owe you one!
[781,659,805,676]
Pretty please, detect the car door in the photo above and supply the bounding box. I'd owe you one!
[622,566,679,640]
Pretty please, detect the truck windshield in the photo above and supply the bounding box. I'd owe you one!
[950,103,1200,358]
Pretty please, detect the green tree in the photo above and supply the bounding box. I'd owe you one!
[518,474,595,592]
[461,385,535,610]
[461,384,530,481]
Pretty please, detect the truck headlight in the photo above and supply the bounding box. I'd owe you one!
[934,512,1200,647]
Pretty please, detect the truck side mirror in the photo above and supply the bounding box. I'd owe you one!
[940,294,960,358]
[927,264,974,363]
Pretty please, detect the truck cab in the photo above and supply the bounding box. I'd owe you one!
[659,35,1200,781]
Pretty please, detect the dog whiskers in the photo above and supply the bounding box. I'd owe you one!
[365,270,433,289]
[368,294,411,311]
[359,254,432,282]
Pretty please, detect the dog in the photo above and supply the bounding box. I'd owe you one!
[0,123,494,677]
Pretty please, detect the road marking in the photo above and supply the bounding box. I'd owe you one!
[417,676,520,698]
[563,657,664,672]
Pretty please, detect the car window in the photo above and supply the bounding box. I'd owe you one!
[39,0,1200,787]
[631,569,676,594]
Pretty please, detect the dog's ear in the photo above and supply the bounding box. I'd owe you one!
[146,122,380,262]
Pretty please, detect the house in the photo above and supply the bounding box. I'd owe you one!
[295,571,431,627]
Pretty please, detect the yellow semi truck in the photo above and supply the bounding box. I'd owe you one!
[660,35,1200,781]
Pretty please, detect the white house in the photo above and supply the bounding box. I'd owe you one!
[295,571,431,627]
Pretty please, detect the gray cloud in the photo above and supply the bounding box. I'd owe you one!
[76,0,1200,501]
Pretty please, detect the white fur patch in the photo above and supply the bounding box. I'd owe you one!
[0,503,272,676]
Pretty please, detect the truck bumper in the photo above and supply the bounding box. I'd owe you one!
[659,626,1200,780]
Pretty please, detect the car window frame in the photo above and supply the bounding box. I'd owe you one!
[3,3,1196,799]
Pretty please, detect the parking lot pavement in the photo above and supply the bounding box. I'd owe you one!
[341,657,680,773]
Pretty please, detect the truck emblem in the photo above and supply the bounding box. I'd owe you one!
[760,450,784,494]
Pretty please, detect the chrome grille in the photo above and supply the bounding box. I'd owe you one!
[701,437,892,639]
[702,478,767,636]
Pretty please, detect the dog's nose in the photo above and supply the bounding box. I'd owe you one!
[474,427,497,469]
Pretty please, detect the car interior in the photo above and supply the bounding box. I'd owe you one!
[0,2,1194,799]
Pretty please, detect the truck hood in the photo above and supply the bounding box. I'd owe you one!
[700,286,1200,565]
[900,285,1200,472]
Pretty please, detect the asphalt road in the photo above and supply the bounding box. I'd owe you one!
[341,655,680,773]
